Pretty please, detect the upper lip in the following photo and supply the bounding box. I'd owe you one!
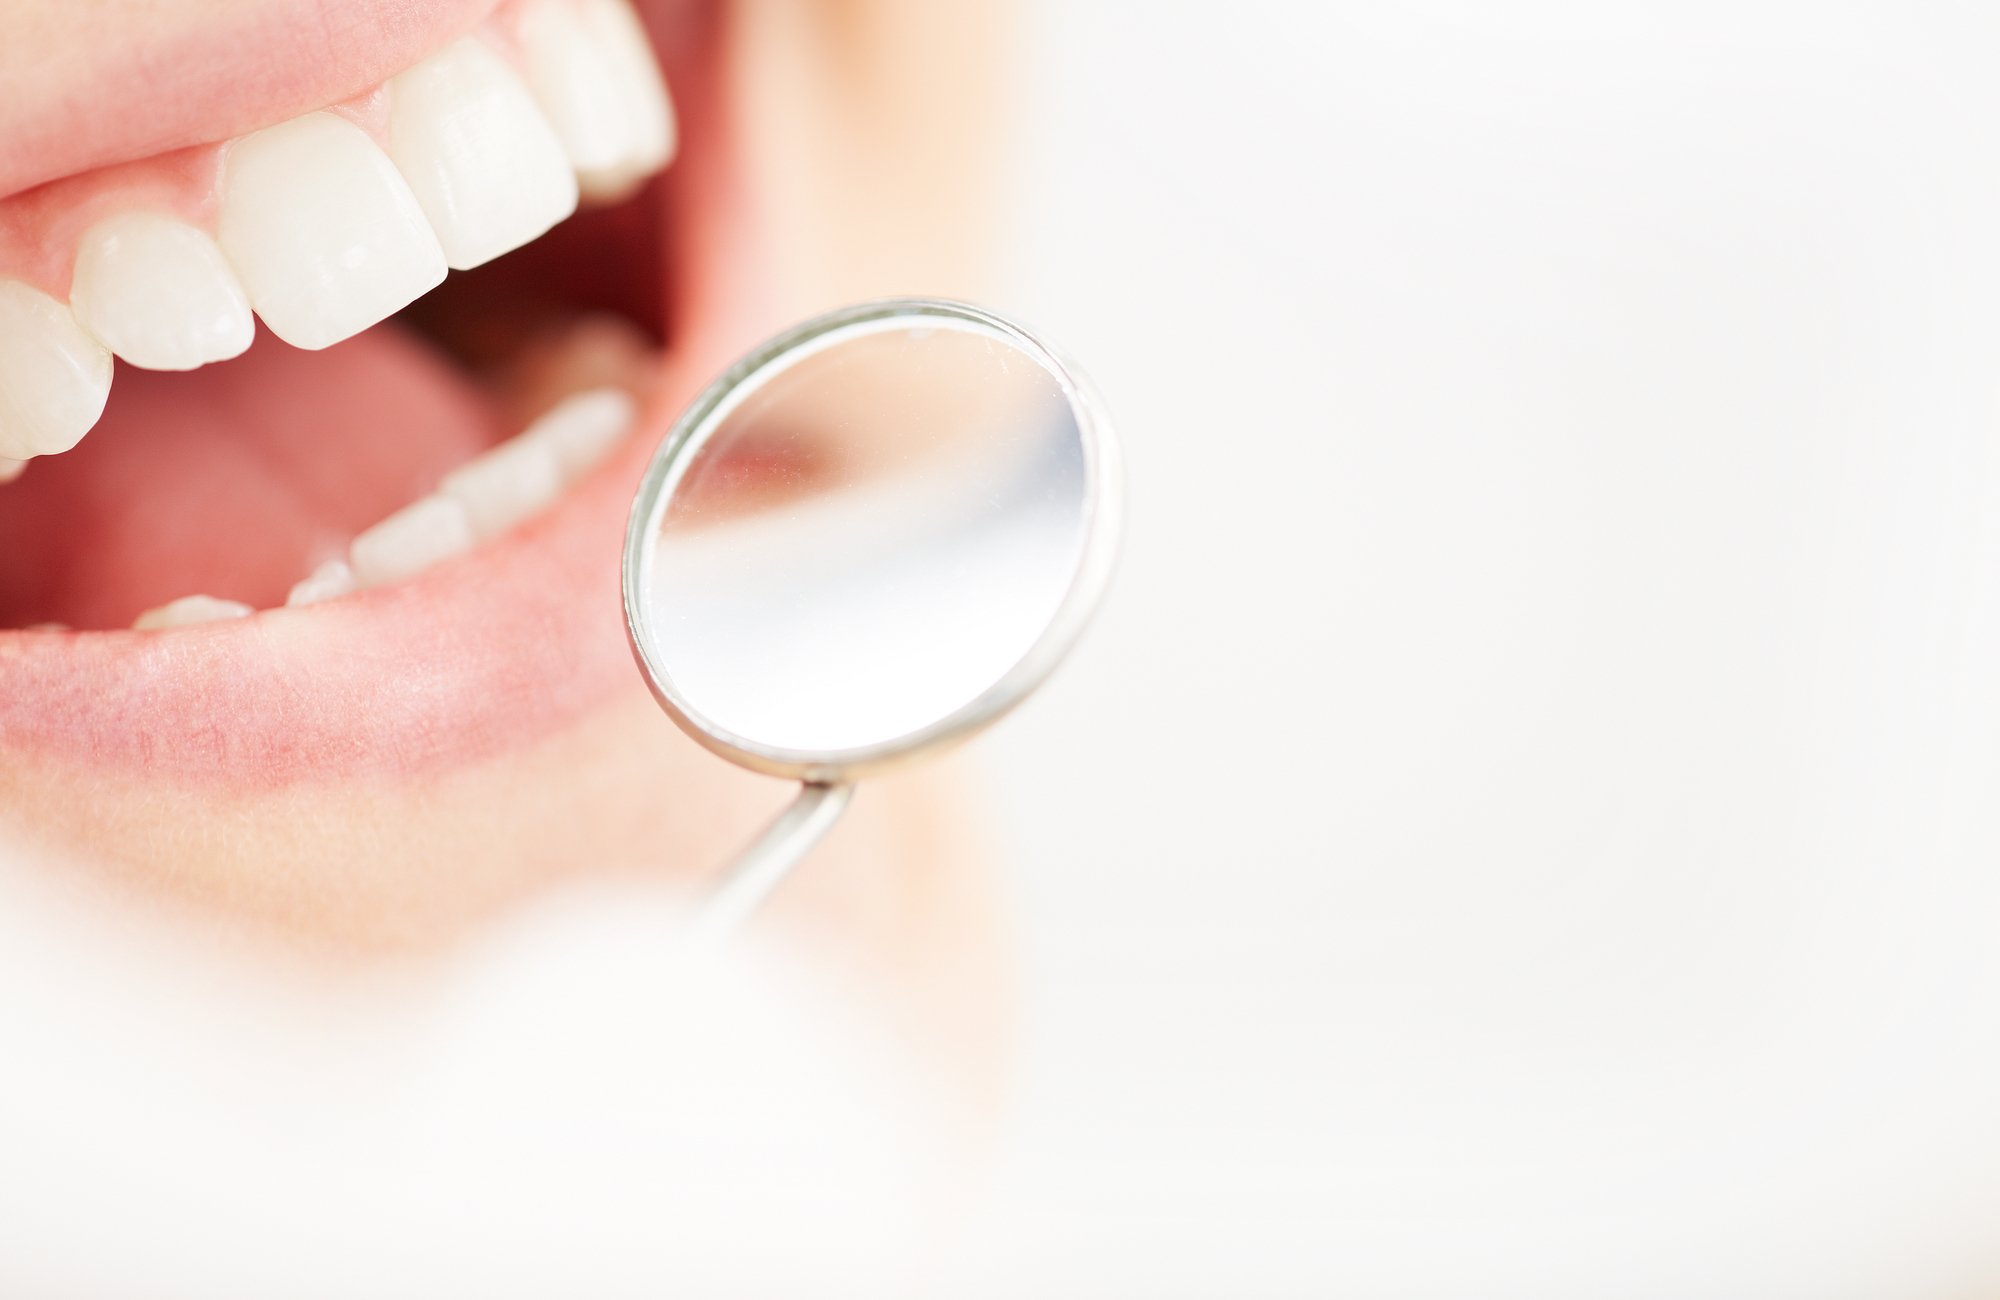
[0,0,504,200]
[0,0,721,784]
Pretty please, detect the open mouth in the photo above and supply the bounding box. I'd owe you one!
[0,0,740,782]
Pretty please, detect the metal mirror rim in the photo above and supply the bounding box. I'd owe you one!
[622,297,1123,783]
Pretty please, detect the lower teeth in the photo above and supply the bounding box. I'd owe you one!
[286,560,356,609]
[131,595,255,631]
[125,385,637,632]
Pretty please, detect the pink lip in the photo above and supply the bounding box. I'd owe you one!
[0,0,764,790]
[0,0,503,200]
[1,397,662,786]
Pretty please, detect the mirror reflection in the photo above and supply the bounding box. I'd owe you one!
[639,316,1090,757]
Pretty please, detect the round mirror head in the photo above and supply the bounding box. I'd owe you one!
[623,299,1121,782]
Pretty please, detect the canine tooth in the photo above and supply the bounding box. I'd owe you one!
[349,495,475,588]
[217,112,447,351]
[0,458,25,483]
[133,595,254,630]
[286,559,357,608]
[0,281,113,460]
[69,213,254,371]
[524,387,635,480]
[387,38,579,271]
[442,435,565,540]
[518,0,677,199]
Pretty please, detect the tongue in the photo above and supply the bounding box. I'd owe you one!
[0,324,500,629]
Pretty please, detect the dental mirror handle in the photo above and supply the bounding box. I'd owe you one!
[687,781,854,947]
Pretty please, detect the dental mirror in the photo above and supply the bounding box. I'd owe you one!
[624,299,1121,940]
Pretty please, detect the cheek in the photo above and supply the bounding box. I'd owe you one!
[698,0,1015,325]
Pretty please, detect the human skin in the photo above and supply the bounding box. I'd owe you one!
[0,0,1017,1115]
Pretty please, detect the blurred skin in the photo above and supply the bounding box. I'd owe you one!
[0,0,1017,1113]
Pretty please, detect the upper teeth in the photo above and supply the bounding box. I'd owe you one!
[69,212,256,372]
[217,111,451,353]
[387,37,581,273]
[0,0,674,466]
[0,280,112,461]
[520,0,679,201]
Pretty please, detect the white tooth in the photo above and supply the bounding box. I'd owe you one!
[286,558,357,608]
[441,435,565,540]
[387,37,580,271]
[518,0,678,200]
[522,386,635,480]
[349,495,476,588]
[133,595,254,630]
[0,458,26,483]
[0,281,113,460]
[217,112,447,351]
[69,213,254,371]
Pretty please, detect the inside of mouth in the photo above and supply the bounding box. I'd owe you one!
[0,187,669,631]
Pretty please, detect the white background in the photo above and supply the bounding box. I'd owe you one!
[7,5,2000,1295]
[980,2,2000,1293]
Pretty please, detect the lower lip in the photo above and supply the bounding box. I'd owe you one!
[0,380,679,788]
